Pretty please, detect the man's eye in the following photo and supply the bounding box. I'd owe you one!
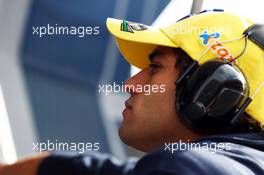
[149,63,160,74]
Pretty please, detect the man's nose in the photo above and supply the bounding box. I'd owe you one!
[124,69,148,95]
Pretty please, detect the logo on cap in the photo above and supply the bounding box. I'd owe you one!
[199,30,236,63]
[200,31,220,45]
[120,20,148,33]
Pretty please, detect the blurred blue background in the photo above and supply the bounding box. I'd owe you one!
[20,0,170,155]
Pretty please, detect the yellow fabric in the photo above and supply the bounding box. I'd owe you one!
[106,12,264,126]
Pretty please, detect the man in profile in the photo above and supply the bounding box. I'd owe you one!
[0,10,264,175]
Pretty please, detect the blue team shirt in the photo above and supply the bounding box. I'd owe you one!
[38,133,264,175]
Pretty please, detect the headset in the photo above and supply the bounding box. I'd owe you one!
[175,10,264,134]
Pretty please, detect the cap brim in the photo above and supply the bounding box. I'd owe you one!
[106,18,177,69]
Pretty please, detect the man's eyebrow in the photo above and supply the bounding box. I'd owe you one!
[148,50,162,62]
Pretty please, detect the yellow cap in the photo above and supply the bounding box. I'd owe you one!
[106,11,264,126]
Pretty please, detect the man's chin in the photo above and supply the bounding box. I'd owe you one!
[119,125,135,145]
[118,125,148,152]
[118,123,128,142]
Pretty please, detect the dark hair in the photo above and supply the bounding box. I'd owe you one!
[172,48,263,134]
[173,48,193,73]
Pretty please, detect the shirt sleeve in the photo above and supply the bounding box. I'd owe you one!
[37,150,211,175]
[38,152,137,175]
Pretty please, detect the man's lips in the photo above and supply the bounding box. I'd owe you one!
[122,99,133,118]
[125,100,133,110]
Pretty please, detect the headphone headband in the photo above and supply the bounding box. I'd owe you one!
[244,24,264,49]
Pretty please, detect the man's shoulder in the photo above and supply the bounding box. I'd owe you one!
[134,133,264,175]
[134,146,233,175]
